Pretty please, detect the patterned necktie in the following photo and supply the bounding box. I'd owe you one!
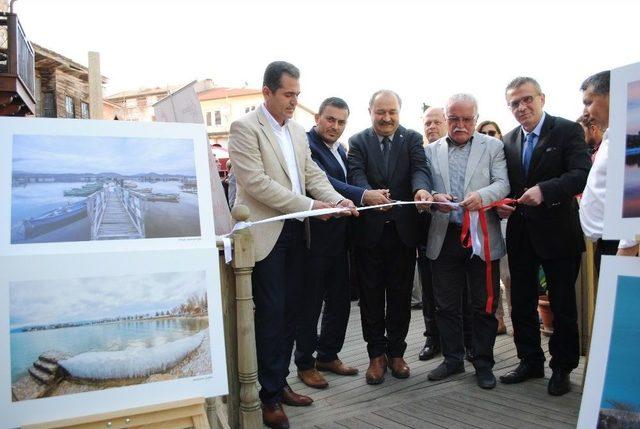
[522,132,536,176]
[381,137,391,177]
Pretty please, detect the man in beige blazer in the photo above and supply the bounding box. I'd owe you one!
[228,61,356,429]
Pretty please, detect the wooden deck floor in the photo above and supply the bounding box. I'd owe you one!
[284,302,584,429]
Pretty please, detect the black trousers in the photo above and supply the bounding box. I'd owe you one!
[252,220,304,405]
[509,231,580,371]
[431,225,500,370]
[356,222,415,359]
[295,250,351,370]
[418,245,473,349]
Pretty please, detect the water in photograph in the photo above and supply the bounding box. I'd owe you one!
[10,179,201,243]
[10,317,209,383]
[600,276,640,409]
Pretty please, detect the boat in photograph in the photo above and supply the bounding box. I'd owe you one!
[23,200,88,238]
[144,192,180,202]
[63,182,103,197]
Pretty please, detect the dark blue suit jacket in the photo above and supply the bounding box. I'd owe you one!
[307,127,365,256]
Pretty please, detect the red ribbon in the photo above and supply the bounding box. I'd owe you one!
[460,198,517,314]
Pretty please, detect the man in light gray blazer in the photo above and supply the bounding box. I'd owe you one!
[425,94,510,390]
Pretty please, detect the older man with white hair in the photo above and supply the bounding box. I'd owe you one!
[425,94,510,389]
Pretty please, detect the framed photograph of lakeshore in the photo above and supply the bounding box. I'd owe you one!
[604,61,640,239]
[0,248,227,429]
[577,256,640,429]
[0,117,216,255]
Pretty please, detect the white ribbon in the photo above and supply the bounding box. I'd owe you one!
[222,236,232,264]
[215,200,462,261]
[468,211,483,259]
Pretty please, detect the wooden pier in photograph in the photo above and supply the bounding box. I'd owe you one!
[285,303,584,429]
[88,186,145,240]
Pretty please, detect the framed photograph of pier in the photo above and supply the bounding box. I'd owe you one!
[0,248,227,428]
[578,256,640,429]
[0,117,216,255]
[604,61,640,239]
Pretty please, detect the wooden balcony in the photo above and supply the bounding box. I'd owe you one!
[0,12,35,116]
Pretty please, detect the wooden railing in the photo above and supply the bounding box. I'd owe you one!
[0,12,35,115]
[117,187,146,237]
[209,205,261,429]
[86,189,106,240]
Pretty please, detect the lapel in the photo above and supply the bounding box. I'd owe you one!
[436,138,451,194]
[315,135,346,181]
[387,127,404,180]
[287,123,306,191]
[527,114,554,179]
[256,108,290,182]
[337,144,348,181]
[464,133,487,192]
[367,128,386,179]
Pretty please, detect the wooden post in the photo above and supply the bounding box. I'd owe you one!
[216,240,239,429]
[88,51,103,120]
[230,205,261,428]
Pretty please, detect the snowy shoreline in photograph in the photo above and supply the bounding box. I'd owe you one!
[11,329,212,402]
[60,330,206,380]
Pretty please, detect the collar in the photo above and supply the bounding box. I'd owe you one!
[261,104,288,131]
[376,131,396,143]
[522,111,546,138]
[311,126,338,149]
[445,135,473,147]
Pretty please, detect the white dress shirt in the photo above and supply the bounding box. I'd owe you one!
[261,104,315,214]
[579,129,637,249]
[324,142,347,178]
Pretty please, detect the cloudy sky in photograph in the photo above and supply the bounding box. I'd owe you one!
[12,135,196,176]
[15,0,640,140]
[10,270,206,328]
[628,80,640,135]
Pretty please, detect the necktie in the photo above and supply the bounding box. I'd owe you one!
[381,137,391,177]
[522,132,536,176]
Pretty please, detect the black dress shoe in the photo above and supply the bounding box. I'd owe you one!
[427,361,465,381]
[548,369,571,396]
[499,361,545,384]
[476,368,496,389]
[418,337,440,361]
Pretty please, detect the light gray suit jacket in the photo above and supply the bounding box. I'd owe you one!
[425,132,510,261]
[228,107,342,261]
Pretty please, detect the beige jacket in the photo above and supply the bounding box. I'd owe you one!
[228,107,342,261]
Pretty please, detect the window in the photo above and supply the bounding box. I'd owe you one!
[206,111,212,126]
[65,96,75,118]
[81,102,90,119]
[214,110,221,126]
[43,92,56,117]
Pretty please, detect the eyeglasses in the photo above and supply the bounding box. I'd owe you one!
[508,95,537,110]
[446,116,476,125]
[480,130,498,137]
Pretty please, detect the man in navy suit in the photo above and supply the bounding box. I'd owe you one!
[349,90,433,384]
[295,97,391,389]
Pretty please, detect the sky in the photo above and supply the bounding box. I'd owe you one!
[10,270,206,328]
[14,0,640,140]
[628,81,640,135]
[12,135,196,175]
